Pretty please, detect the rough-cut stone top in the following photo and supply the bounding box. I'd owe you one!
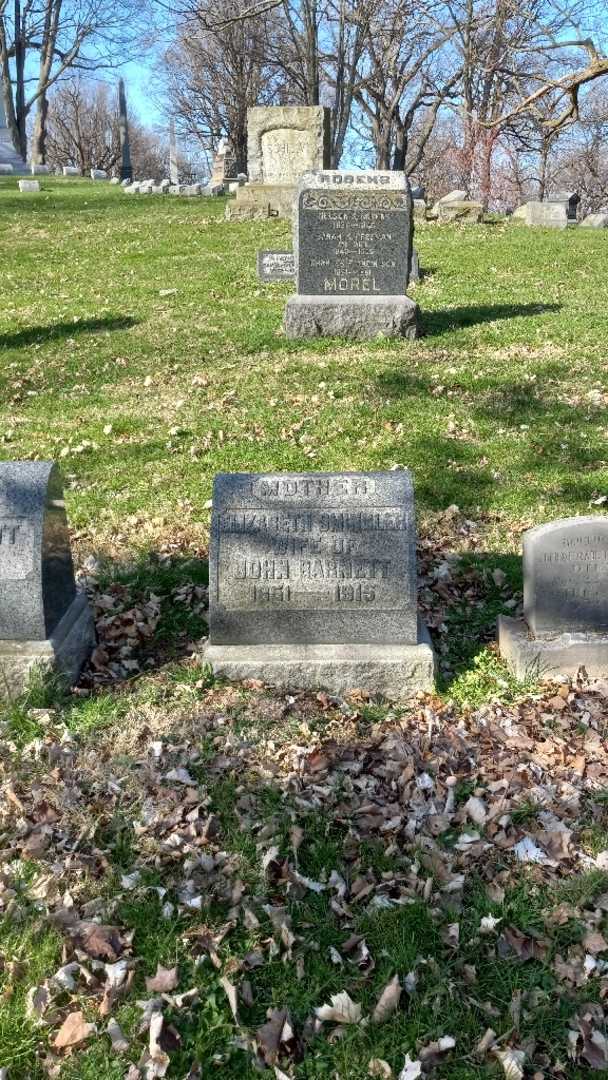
[0,462,76,641]
[247,106,330,185]
[208,471,418,647]
[524,516,608,638]
[294,170,413,296]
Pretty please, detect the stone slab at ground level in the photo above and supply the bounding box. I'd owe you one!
[202,624,435,699]
[284,294,421,340]
[499,614,608,680]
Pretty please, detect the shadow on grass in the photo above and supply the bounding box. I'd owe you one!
[424,302,561,336]
[0,315,138,350]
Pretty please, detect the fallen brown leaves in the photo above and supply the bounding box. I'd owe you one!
[3,656,608,1074]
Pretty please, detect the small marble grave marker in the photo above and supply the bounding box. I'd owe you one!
[499,517,608,678]
[284,171,421,340]
[18,179,40,193]
[257,250,295,282]
[202,471,434,698]
[0,463,95,697]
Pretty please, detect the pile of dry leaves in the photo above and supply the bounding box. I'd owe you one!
[2,667,608,1077]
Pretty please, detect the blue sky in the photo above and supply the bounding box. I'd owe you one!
[119,54,165,131]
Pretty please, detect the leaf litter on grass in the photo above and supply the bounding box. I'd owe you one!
[4,666,608,1076]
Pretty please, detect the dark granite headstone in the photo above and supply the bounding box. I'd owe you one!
[0,462,94,695]
[257,250,295,282]
[202,471,434,697]
[284,171,421,340]
[524,517,608,637]
[296,171,412,296]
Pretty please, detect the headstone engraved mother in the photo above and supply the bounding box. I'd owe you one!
[202,470,434,698]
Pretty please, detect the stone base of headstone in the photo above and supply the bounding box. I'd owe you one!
[202,621,434,699]
[437,200,483,223]
[226,183,295,220]
[284,294,421,340]
[498,614,608,680]
[0,591,95,699]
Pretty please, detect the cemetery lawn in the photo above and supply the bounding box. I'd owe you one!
[1,178,608,1077]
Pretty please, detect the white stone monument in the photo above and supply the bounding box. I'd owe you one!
[0,96,27,174]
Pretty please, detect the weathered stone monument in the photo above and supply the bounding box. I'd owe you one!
[523,201,568,228]
[118,79,133,183]
[437,200,483,223]
[499,517,608,678]
[211,137,238,191]
[0,463,95,697]
[227,106,330,221]
[257,250,295,283]
[18,180,40,193]
[202,471,434,697]
[581,211,608,229]
[284,170,421,340]
[0,95,27,174]
[547,190,579,222]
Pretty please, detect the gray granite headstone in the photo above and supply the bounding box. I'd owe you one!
[284,171,421,340]
[0,463,94,696]
[295,171,412,296]
[257,250,295,282]
[499,517,608,679]
[524,518,608,637]
[202,471,434,698]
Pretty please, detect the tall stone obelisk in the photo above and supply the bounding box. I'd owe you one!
[118,79,133,182]
[0,93,27,173]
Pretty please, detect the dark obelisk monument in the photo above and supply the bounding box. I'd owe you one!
[118,79,133,182]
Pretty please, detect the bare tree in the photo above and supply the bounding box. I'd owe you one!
[0,0,149,162]
[163,0,285,171]
[444,0,605,204]
[45,77,179,178]
[350,0,461,173]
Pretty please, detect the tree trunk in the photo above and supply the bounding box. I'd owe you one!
[539,134,550,199]
[479,128,496,209]
[14,0,27,158]
[392,120,406,172]
[32,93,49,164]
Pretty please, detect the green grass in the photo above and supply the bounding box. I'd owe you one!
[2,178,608,544]
[2,177,608,1077]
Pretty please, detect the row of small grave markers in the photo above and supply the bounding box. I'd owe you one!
[1,461,607,700]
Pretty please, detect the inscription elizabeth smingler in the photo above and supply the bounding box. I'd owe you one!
[217,503,412,612]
